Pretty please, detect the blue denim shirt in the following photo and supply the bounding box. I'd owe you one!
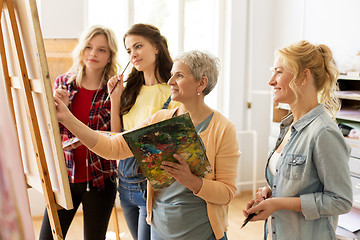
[265,104,353,240]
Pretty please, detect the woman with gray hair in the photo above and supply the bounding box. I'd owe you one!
[54,50,240,240]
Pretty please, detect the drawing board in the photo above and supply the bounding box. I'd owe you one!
[0,0,72,209]
[0,64,34,239]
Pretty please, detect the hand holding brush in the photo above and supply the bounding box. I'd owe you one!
[241,200,262,228]
[105,61,130,102]
[241,196,266,229]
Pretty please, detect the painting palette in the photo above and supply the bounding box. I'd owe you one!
[123,113,212,190]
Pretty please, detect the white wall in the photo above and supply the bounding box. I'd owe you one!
[273,0,360,72]
[238,0,360,191]
[303,0,360,72]
[247,0,274,188]
[224,0,248,129]
[37,0,87,38]
[273,0,305,49]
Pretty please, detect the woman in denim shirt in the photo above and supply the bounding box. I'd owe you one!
[244,40,353,240]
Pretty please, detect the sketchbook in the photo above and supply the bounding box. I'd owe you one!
[122,113,212,190]
[62,131,118,148]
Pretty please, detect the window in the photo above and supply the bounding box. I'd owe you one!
[88,0,225,110]
[133,0,180,56]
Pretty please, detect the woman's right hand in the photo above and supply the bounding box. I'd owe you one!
[107,74,124,100]
[53,87,70,107]
[54,96,72,124]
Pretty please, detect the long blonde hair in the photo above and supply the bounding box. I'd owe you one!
[278,40,340,119]
[68,25,120,87]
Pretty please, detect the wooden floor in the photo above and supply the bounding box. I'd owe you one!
[32,191,263,239]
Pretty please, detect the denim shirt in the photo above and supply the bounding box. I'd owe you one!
[265,104,353,240]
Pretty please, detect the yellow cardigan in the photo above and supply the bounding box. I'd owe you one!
[91,107,240,239]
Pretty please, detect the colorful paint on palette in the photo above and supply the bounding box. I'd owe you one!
[123,113,212,190]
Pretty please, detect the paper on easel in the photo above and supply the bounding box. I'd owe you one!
[0,77,34,239]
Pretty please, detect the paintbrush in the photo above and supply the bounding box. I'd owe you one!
[241,199,263,229]
[241,212,257,229]
[105,61,130,102]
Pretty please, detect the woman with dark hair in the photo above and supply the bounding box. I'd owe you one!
[109,23,179,240]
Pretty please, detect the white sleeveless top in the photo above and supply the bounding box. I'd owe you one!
[269,151,280,175]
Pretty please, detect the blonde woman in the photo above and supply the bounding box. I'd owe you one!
[40,25,119,240]
[244,40,353,240]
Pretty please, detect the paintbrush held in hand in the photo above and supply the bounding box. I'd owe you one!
[105,61,130,102]
[241,200,262,229]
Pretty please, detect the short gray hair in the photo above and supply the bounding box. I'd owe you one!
[174,50,220,95]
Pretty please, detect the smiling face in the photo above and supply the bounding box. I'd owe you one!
[269,56,297,105]
[82,34,111,72]
[168,60,200,103]
[124,34,158,73]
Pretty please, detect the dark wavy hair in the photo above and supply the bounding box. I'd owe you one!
[120,23,173,115]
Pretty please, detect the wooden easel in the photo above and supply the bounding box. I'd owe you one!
[112,206,121,240]
[0,0,63,239]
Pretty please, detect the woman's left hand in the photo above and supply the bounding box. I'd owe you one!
[161,153,202,193]
[243,198,275,222]
[243,198,277,221]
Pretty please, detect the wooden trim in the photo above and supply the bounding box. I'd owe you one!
[2,0,64,238]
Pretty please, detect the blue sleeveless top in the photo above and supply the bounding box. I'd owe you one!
[152,113,214,240]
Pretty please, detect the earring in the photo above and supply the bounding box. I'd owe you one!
[197,92,201,96]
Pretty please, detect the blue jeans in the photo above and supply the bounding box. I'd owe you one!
[151,226,228,240]
[118,181,150,240]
